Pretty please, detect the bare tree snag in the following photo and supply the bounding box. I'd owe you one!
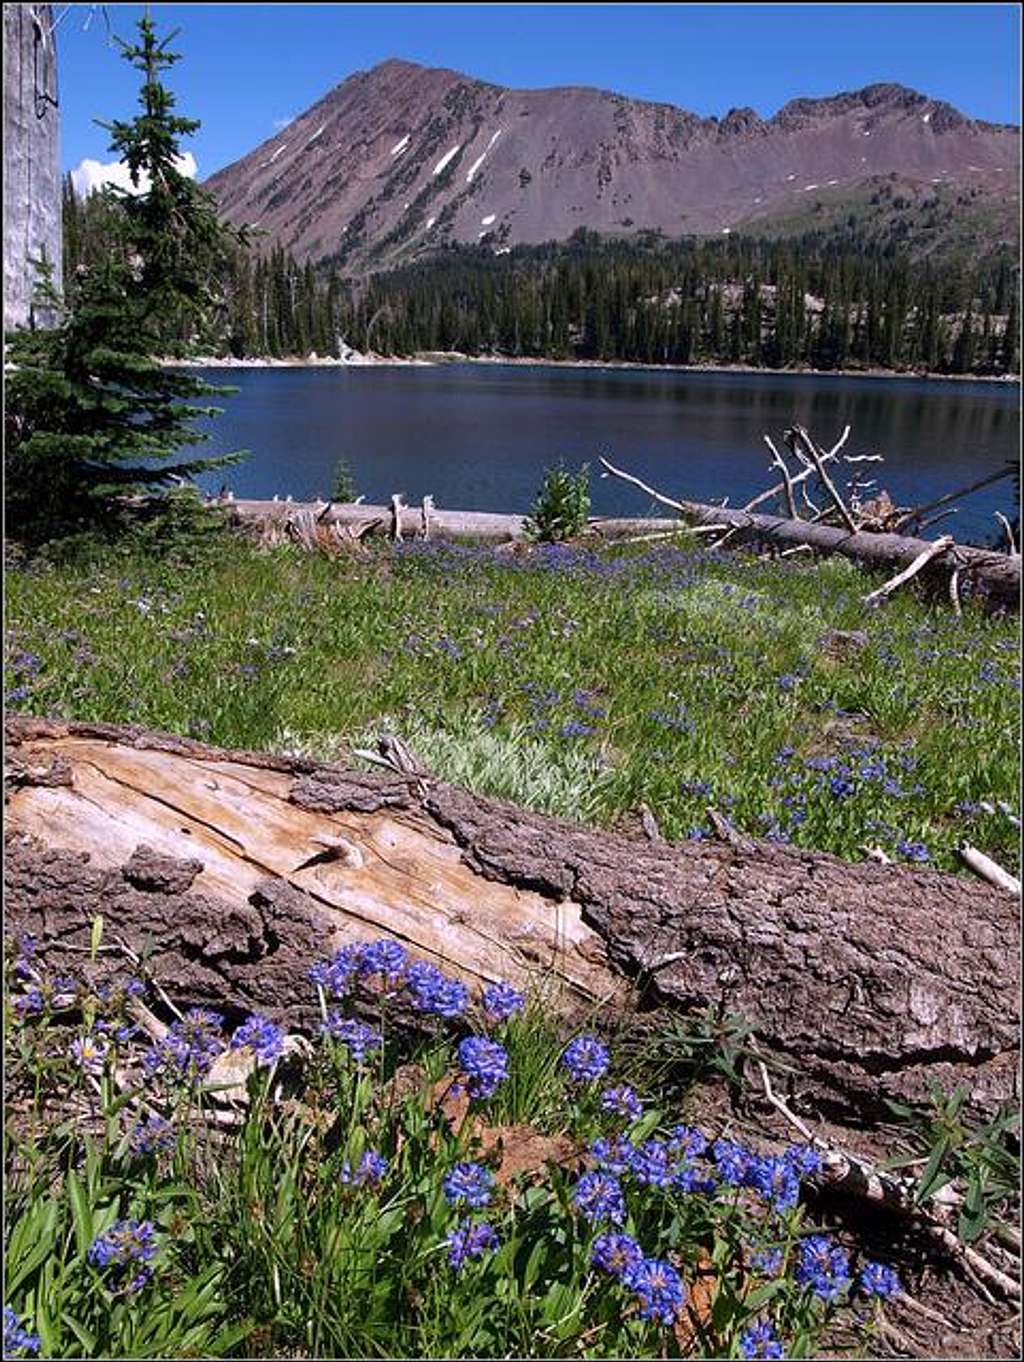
[4,719,1018,1124]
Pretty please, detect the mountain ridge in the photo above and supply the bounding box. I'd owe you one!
[204,58,1019,273]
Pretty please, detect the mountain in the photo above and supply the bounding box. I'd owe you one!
[204,59,1019,273]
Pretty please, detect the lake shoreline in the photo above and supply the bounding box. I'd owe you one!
[167,352,1020,385]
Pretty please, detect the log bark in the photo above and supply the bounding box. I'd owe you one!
[4,718,1019,1123]
[226,494,1020,611]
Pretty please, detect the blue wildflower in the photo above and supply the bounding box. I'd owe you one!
[896,840,930,863]
[590,1135,636,1177]
[560,719,594,738]
[713,1138,753,1186]
[481,980,526,1022]
[600,1085,643,1123]
[783,1144,823,1177]
[358,938,407,983]
[796,1235,851,1302]
[591,1231,644,1278]
[230,1014,286,1067]
[340,1150,389,1188]
[11,987,45,1019]
[88,1220,158,1272]
[750,1247,785,1276]
[748,1155,801,1212]
[667,1126,708,1159]
[130,1114,176,1156]
[152,1008,225,1079]
[443,1162,494,1210]
[740,1318,785,1358]
[447,1220,499,1270]
[404,961,468,1016]
[860,1261,902,1298]
[573,1171,626,1225]
[309,944,366,998]
[3,1306,40,1357]
[627,1257,686,1325]
[320,1014,381,1063]
[457,1035,509,1099]
[630,1140,677,1189]
[562,1034,610,1083]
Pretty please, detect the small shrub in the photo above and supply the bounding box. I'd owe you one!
[330,458,359,503]
[524,463,591,542]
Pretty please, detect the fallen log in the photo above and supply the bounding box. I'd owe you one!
[4,718,1018,1124]
[598,457,1020,610]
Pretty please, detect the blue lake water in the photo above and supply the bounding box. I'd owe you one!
[190,363,1020,544]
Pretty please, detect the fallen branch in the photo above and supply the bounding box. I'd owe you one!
[958,845,1021,897]
[787,426,859,534]
[894,465,1016,534]
[764,435,799,519]
[752,1046,1021,1302]
[994,512,1019,557]
[598,454,688,515]
[862,536,955,606]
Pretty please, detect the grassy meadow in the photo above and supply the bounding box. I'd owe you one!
[5,530,1020,875]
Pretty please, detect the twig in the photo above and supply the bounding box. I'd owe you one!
[894,465,1015,533]
[949,568,962,617]
[958,845,1021,897]
[420,494,435,541]
[390,494,406,543]
[598,454,689,515]
[764,434,799,519]
[751,1044,1021,1302]
[862,536,954,606]
[917,509,959,534]
[743,427,849,513]
[994,512,1019,557]
[788,426,859,534]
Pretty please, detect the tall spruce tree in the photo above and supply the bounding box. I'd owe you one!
[5,16,247,546]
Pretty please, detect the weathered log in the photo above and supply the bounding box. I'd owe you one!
[597,458,1020,610]
[226,495,1020,609]
[4,718,1019,1123]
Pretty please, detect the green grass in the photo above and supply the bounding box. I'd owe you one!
[4,531,1020,874]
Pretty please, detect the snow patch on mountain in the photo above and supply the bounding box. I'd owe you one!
[433,145,461,176]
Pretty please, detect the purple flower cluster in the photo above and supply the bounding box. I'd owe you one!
[561,1034,610,1083]
[4,1306,40,1357]
[340,1150,389,1189]
[572,1171,625,1225]
[627,1257,687,1325]
[600,1085,643,1123]
[446,1219,499,1270]
[443,1162,494,1210]
[481,980,526,1022]
[310,940,474,1018]
[230,1014,286,1067]
[592,1231,686,1324]
[457,1036,509,1099]
[740,1319,785,1359]
[404,961,469,1017]
[309,944,366,998]
[860,1261,902,1298]
[591,1231,645,1278]
[712,1140,820,1212]
[130,1113,176,1157]
[796,1235,852,1302]
[320,1014,382,1063]
[88,1219,158,1289]
[143,1008,225,1083]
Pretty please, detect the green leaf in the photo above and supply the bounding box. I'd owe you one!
[914,1137,951,1204]
[66,1169,94,1260]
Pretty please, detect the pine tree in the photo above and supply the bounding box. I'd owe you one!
[5,16,247,546]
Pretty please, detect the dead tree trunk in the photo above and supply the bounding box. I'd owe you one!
[4,718,1018,1123]
[226,495,1019,610]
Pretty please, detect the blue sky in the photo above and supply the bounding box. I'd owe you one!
[54,2,1021,184]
